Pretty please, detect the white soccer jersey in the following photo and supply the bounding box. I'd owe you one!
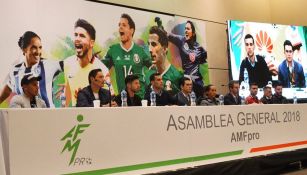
[6,59,63,108]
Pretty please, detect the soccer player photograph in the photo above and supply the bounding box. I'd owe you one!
[0,31,63,108]
[102,13,151,98]
[168,20,207,98]
[145,25,183,95]
[64,19,111,106]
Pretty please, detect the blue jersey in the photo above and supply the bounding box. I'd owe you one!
[168,34,207,82]
[6,59,63,108]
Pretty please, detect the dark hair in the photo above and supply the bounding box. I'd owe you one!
[204,84,214,93]
[150,72,161,82]
[249,82,258,88]
[186,20,196,42]
[75,19,96,40]
[149,26,168,48]
[274,81,283,88]
[121,13,135,36]
[125,74,139,85]
[179,77,191,87]
[244,34,254,44]
[283,40,293,51]
[88,68,102,84]
[18,31,40,50]
[263,86,271,91]
[228,80,239,89]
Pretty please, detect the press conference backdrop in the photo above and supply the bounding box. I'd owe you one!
[0,0,208,108]
[1,105,307,175]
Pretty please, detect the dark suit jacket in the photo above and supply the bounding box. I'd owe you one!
[278,59,305,88]
[76,86,111,107]
[144,88,175,106]
[272,94,288,104]
[224,93,242,105]
[114,91,142,106]
[174,91,190,106]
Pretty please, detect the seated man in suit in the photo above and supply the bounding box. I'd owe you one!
[272,81,288,104]
[260,85,273,104]
[278,40,305,88]
[76,69,117,107]
[114,74,142,106]
[224,80,242,105]
[173,77,193,106]
[10,74,46,108]
[144,73,174,106]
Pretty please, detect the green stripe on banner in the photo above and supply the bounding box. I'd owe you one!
[65,150,243,175]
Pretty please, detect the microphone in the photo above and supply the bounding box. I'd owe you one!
[104,81,112,107]
[105,82,111,87]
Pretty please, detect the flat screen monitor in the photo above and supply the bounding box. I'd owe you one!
[227,20,307,99]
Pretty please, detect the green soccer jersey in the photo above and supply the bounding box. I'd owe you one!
[103,42,151,98]
[145,65,183,94]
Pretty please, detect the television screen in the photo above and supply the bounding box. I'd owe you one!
[227,20,307,99]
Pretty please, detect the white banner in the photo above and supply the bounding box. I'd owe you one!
[1,105,307,174]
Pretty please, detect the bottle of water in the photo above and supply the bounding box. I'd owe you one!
[190,91,196,106]
[244,68,249,84]
[293,91,298,104]
[60,90,66,108]
[219,94,224,105]
[150,90,156,106]
[121,90,128,107]
[244,68,250,90]
[240,95,246,105]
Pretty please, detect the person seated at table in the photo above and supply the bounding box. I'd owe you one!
[114,74,142,106]
[173,77,193,106]
[76,69,117,107]
[198,84,219,106]
[245,82,260,104]
[260,85,273,104]
[144,73,174,106]
[9,74,46,108]
[272,81,288,104]
[224,80,242,105]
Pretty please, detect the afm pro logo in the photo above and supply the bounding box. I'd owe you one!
[61,114,90,165]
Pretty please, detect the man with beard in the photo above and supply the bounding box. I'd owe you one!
[168,20,207,98]
[103,13,151,98]
[239,34,272,88]
[145,25,183,95]
[64,19,110,106]
[76,69,116,107]
[272,81,288,104]
[114,74,142,106]
[144,73,174,106]
[245,82,260,104]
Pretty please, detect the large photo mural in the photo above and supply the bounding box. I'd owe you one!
[0,0,208,107]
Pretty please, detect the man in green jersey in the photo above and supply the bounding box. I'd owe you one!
[103,13,151,98]
[145,25,183,95]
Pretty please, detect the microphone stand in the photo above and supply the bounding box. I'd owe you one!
[106,82,112,107]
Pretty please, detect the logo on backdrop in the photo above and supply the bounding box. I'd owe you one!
[61,114,90,165]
